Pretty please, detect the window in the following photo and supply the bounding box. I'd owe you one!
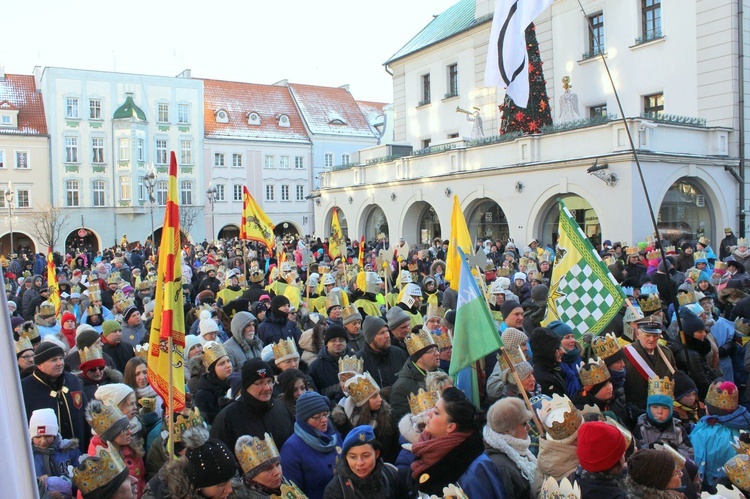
[341,154,350,165]
[0,150,5,168]
[92,137,104,163]
[587,13,604,57]
[247,112,260,125]
[17,189,29,208]
[642,0,662,42]
[294,156,304,169]
[66,97,79,119]
[278,115,290,127]
[157,180,168,206]
[181,180,193,205]
[93,180,105,207]
[215,184,225,201]
[89,99,102,120]
[265,185,274,201]
[232,153,242,167]
[296,185,304,201]
[447,132,459,139]
[180,139,193,165]
[66,180,79,207]
[217,109,229,123]
[119,138,130,161]
[156,139,168,164]
[0,190,4,208]
[324,153,333,168]
[264,155,274,168]
[138,177,145,202]
[214,153,225,167]
[120,176,131,201]
[589,104,608,118]
[422,139,431,149]
[15,151,28,169]
[158,103,169,123]
[420,74,431,106]
[233,184,243,201]
[644,93,664,118]
[178,104,190,124]
[280,156,289,169]
[446,64,458,98]
[137,138,144,161]
[65,137,79,163]
[1,115,10,125]
[281,185,290,201]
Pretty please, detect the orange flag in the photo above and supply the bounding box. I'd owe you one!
[147,151,186,413]
[46,250,60,315]
[240,186,275,251]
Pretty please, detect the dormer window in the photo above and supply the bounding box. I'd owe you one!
[1,115,10,126]
[277,114,290,127]
[247,112,261,126]
[215,109,229,123]
[0,101,19,128]
[327,111,347,126]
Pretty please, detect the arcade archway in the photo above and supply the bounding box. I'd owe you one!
[218,224,240,240]
[274,222,301,240]
[403,201,441,246]
[325,207,349,240]
[466,198,509,244]
[539,194,601,248]
[657,177,714,245]
[152,227,192,247]
[65,228,101,255]
[361,205,389,243]
[0,231,35,256]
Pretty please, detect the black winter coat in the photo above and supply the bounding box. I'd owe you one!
[668,338,718,399]
[257,311,302,346]
[390,361,427,425]
[573,468,628,499]
[192,372,232,425]
[309,346,356,400]
[533,360,566,397]
[485,446,535,499]
[357,344,408,389]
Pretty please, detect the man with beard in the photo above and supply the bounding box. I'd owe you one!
[309,325,356,400]
[390,329,441,424]
[357,316,408,389]
[386,306,411,353]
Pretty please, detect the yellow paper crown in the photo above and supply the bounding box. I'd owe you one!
[134,344,149,359]
[664,245,676,254]
[706,381,739,411]
[87,304,102,316]
[424,304,445,319]
[430,329,452,350]
[645,250,660,261]
[724,454,750,493]
[537,394,583,441]
[591,333,621,360]
[638,293,662,313]
[80,345,104,365]
[38,301,56,317]
[345,372,380,407]
[85,401,127,438]
[271,482,307,499]
[602,255,615,266]
[677,289,697,307]
[693,250,707,261]
[87,281,101,293]
[236,432,281,476]
[405,329,436,356]
[202,342,229,369]
[171,407,206,443]
[715,261,729,271]
[625,246,640,256]
[272,338,299,362]
[341,305,360,322]
[248,268,265,283]
[408,388,439,415]
[72,447,128,495]
[107,272,121,284]
[577,358,611,387]
[15,336,33,355]
[338,354,364,374]
[21,322,40,342]
[647,376,674,398]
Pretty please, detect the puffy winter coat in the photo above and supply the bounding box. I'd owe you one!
[389,361,428,425]
[357,344,408,390]
[257,311,302,346]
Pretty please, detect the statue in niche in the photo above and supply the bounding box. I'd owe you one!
[558,76,580,123]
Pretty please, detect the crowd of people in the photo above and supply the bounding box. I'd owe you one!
[6,226,750,498]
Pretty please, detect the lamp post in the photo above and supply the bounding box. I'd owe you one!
[144,167,157,249]
[206,184,218,241]
[5,182,14,256]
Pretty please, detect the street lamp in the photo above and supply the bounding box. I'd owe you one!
[144,167,157,249]
[5,182,14,257]
[206,184,218,240]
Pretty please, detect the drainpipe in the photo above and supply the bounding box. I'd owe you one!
[739,0,746,237]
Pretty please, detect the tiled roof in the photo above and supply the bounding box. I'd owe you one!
[357,100,388,130]
[384,0,478,65]
[288,83,376,137]
[0,74,47,135]
[202,79,310,143]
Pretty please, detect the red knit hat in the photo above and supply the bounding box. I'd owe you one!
[576,421,627,472]
[61,311,76,325]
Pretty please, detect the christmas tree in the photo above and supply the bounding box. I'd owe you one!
[499,23,552,135]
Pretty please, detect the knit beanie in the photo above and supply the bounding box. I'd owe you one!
[325,325,348,344]
[443,310,455,327]
[122,306,139,323]
[184,334,201,356]
[673,370,698,401]
[94,383,134,408]
[362,316,387,344]
[76,324,101,350]
[531,284,549,302]
[34,341,65,365]
[101,320,122,337]
[270,295,290,314]
[547,320,574,338]
[199,318,219,337]
[241,358,273,391]
[529,327,561,363]
[29,408,59,438]
[487,397,531,434]
[577,421,626,472]
[504,361,534,385]
[627,449,674,490]
[500,300,522,319]
[386,306,410,331]
[679,307,705,337]
[295,391,330,423]
[11,316,25,331]
[501,327,527,350]
[61,311,76,326]
[184,426,238,489]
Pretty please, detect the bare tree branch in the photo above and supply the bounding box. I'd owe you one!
[26,204,71,250]
[179,205,203,236]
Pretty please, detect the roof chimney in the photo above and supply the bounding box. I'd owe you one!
[176,69,192,79]
[338,84,350,93]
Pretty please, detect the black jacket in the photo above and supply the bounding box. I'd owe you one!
[573,468,628,499]
[101,340,135,373]
[390,361,427,425]
[668,338,718,399]
[485,445,534,499]
[192,372,232,425]
[357,343,408,389]
[257,310,302,346]
[309,346,355,400]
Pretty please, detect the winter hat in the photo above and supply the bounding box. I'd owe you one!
[342,425,376,455]
[199,317,219,337]
[296,391,330,423]
[230,312,256,339]
[325,324,348,344]
[548,320,574,338]
[196,290,215,305]
[34,341,65,365]
[101,320,122,337]
[646,390,674,424]
[184,334,201,356]
[241,358,273,391]
[94,383,134,408]
[29,408,59,438]
[513,272,526,282]
[386,306,410,331]
[76,324,100,349]
[443,310,456,327]
[627,449,675,490]
[270,295,290,313]
[61,311,76,325]
[122,306,139,323]
[501,327,527,350]
[487,397,531,434]
[342,308,362,326]
[529,327,561,363]
[504,361,534,385]
[531,284,549,302]
[679,307,705,336]
[577,421,627,472]
[11,316,25,331]
[362,316,387,344]
[184,426,238,489]
[500,300,522,319]
[673,370,698,401]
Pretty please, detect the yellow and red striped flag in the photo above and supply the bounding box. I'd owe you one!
[240,186,275,252]
[46,250,60,315]
[147,151,186,413]
[328,208,344,259]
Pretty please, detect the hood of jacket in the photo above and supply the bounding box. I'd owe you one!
[537,437,579,481]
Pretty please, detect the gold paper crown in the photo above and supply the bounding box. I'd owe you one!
[21,323,40,342]
[698,236,710,246]
[271,482,307,499]
[591,333,621,360]
[664,245,676,254]
[427,484,470,499]
[408,388,439,415]
[72,447,128,495]
[685,268,701,283]
[519,257,530,267]
[170,407,206,444]
[112,289,125,303]
[430,329,452,350]
[202,342,228,369]
[497,345,526,371]
[647,376,674,398]
[249,268,265,283]
[541,476,581,499]
[405,329,436,356]
[425,304,445,319]
[602,255,615,266]
[577,358,611,387]
[116,298,135,311]
[724,455,750,493]
[38,301,55,317]
[706,381,739,411]
[89,291,102,303]
[86,401,127,438]
[87,304,101,316]
[345,372,380,407]
[272,338,299,362]
[716,261,729,271]
[338,354,364,374]
[693,250,707,261]
[539,250,553,264]
[134,344,149,359]
[732,431,750,454]
[677,289,697,307]
[80,345,104,365]
[15,336,33,355]
[625,246,640,256]
[341,305,360,322]
[638,293,662,313]
[236,432,281,476]
[107,272,121,284]
[325,290,342,309]
[407,262,419,272]
[645,250,660,261]
[536,394,583,441]
[497,267,511,277]
[88,281,101,292]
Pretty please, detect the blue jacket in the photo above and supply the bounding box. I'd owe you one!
[280,427,340,499]
[33,436,81,479]
[692,407,750,487]
[458,454,506,499]
[257,311,302,346]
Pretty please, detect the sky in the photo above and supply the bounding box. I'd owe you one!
[1,0,459,103]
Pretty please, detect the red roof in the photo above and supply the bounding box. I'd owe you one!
[357,100,388,129]
[0,74,47,135]
[202,79,310,143]
[289,83,376,137]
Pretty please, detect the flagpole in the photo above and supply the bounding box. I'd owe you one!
[501,347,545,437]
[383,261,390,312]
[167,335,174,458]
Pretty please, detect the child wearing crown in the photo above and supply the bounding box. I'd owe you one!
[634,377,693,461]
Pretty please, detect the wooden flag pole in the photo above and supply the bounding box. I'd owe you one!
[500,346,545,437]
[167,335,174,458]
[383,261,390,312]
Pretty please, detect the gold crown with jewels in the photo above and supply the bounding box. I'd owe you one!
[171,407,205,443]
[85,401,127,439]
[21,322,40,342]
[638,293,663,314]
[648,376,674,398]
[15,336,33,355]
[272,338,299,362]
[80,345,104,365]
[237,432,281,476]
[338,354,364,374]
[271,482,307,499]
[345,372,380,407]
[706,381,739,411]
[724,454,750,494]
[536,394,583,441]
[405,329,436,356]
[408,388,439,416]
[72,447,128,495]
[577,358,611,387]
[590,333,621,360]
[201,342,228,369]
[430,329,452,350]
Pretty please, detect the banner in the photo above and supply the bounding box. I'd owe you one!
[445,195,473,291]
[240,186,276,251]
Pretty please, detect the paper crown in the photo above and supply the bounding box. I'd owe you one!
[536,394,583,441]
[170,407,206,443]
[430,329,452,350]
[134,344,149,359]
[539,250,553,264]
[577,358,611,387]
[625,246,640,256]
[602,255,615,266]
[272,338,299,362]
[653,442,686,471]
[339,354,364,374]
[706,381,739,411]
[341,305,360,322]
[107,272,121,284]
[72,447,128,495]
[645,250,660,261]
[698,236,710,246]
[21,322,40,342]
[237,432,281,476]
[693,250,707,261]
[407,262,419,272]
[541,476,581,499]
[497,345,526,371]
[426,484,469,499]
[202,342,228,369]
[715,261,729,271]
[623,305,644,323]
[38,301,56,317]
[606,415,633,448]
[15,336,33,355]
[88,281,101,293]
[345,372,380,407]
[664,245,676,254]
[405,329,436,356]
[248,268,265,283]
[87,304,102,316]
[325,290,343,309]
[86,401,127,439]
[496,267,511,277]
[408,388,439,416]
[648,376,674,398]
[724,454,750,494]
[685,268,701,284]
[590,333,621,360]
[677,289,698,307]
[270,482,307,499]
[80,345,104,365]
[638,293,663,313]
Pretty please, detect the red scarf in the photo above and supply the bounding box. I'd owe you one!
[410,430,473,479]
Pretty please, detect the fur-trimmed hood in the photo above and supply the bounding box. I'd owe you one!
[624,476,685,499]
[398,411,429,444]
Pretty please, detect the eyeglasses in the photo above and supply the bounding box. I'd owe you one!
[19,354,34,361]
[252,379,275,388]
[87,366,105,373]
[310,412,330,421]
